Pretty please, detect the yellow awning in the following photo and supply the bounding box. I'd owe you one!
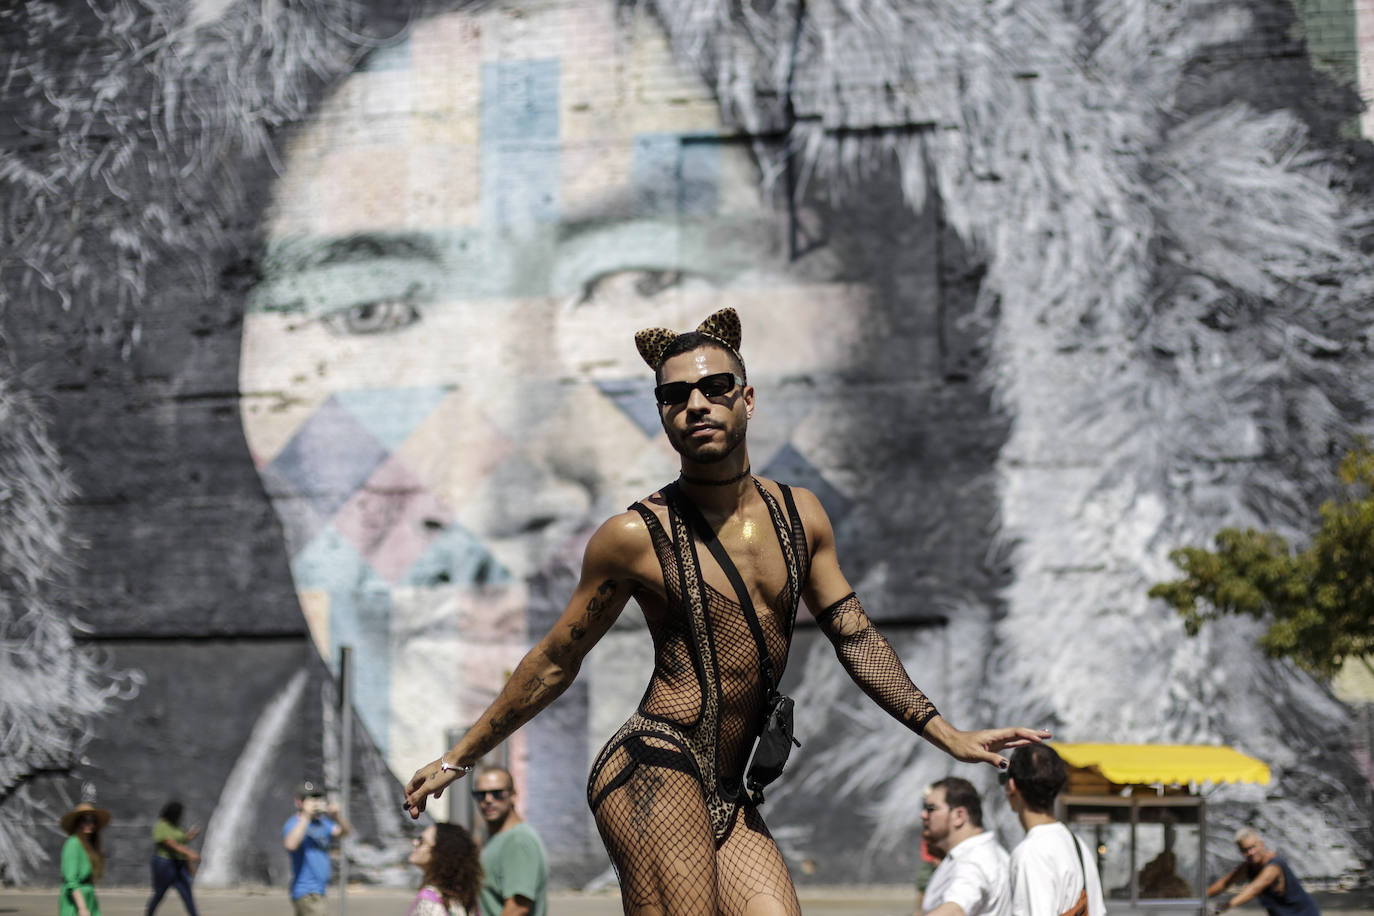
[1054,743,1271,787]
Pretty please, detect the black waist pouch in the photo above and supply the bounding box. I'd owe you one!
[746,692,801,803]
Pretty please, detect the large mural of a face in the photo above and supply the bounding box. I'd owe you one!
[235,0,1373,881]
[238,0,954,842]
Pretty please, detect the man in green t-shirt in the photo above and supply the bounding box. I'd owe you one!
[472,767,547,916]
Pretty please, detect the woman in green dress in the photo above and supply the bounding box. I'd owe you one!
[59,803,110,916]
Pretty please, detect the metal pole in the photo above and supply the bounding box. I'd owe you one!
[1198,800,1208,916]
[338,646,353,916]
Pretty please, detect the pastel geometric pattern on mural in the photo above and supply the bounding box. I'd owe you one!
[481,59,561,226]
[391,389,516,513]
[327,585,393,755]
[334,386,452,453]
[400,522,513,589]
[677,138,722,216]
[593,377,663,437]
[521,381,659,497]
[290,523,392,593]
[255,467,330,555]
[332,454,456,583]
[761,443,853,524]
[266,396,392,522]
[632,133,720,217]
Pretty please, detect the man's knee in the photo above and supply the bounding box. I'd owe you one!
[741,893,799,916]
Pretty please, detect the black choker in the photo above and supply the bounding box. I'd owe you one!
[680,466,751,486]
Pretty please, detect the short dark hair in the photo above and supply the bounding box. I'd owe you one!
[1008,744,1068,814]
[159,801,183,825]
[476,765,514,791]
[653,332,747,384]
[930,776,983,828]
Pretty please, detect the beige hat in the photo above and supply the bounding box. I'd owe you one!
[60,802,112,834]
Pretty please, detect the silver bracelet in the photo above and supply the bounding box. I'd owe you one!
[439,759,472,777]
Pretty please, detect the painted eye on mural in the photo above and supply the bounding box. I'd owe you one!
[573,269,714,309]
[318,300,420,335]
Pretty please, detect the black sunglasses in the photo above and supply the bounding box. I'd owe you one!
[654,372,744,406]
[471,788,511,801]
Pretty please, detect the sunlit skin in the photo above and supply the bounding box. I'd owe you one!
[657,349,753,472]
[1207,834,1287,911]
[401,339,1049,913]
[920,787,953,854]
[408,824,437,869]
[472,770,520,834]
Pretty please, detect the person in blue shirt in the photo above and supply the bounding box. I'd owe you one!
[282,781,351,916]
[1208,828,1320,916]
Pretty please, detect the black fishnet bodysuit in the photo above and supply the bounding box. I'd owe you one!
[587,479,806,916]
[585,479,939,915]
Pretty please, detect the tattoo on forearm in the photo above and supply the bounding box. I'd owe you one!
[488,710,518,740]
[569,579,618,641]
[521,673,550,703]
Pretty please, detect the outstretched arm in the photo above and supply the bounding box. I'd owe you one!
[1215,864,1281,911]
[403,512,651,816]
[1207,864,1246,899]
[796,487,1048,767]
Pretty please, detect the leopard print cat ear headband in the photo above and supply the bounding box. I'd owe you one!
[634,308,743,370]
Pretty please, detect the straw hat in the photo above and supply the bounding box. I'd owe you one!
[60,802,112,834]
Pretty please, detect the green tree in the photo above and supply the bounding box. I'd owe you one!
[1150,443,1374,679]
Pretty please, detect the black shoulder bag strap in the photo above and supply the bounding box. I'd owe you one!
[667,482,801,803]
[667,482,778,694]
[1073,831,1088,896]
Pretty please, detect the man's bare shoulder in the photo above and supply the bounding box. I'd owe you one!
[754,477,833,532]
[584,498,663,576]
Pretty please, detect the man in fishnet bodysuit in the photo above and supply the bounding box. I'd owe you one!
[404,308,1049,916]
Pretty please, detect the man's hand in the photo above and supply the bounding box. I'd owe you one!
[933,723,1051,768]
[404,759,463,818]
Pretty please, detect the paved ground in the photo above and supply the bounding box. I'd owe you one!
[4,886,1370,916]
[0,884,918,916]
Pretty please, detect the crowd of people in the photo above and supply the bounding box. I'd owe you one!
[56,771,531,916]
[53,747,1319,916]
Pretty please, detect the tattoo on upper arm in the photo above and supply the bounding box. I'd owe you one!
[569,579,618,641]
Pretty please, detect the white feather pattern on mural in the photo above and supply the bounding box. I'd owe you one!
[655,0,1374,876]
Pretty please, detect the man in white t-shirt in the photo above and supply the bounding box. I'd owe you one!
[1004,745,1106,916]
[921,777,1012,916]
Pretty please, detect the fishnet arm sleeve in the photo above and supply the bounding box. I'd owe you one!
[816,592,939,735]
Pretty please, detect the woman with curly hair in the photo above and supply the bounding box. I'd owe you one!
[407,823,483,916]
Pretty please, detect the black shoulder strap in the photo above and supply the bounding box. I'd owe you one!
[666,482,779,696]
[1071,830,1087,894]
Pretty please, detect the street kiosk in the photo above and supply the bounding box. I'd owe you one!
[1053,744,1272,916]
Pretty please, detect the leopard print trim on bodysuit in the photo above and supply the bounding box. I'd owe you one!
[586,478,808,847]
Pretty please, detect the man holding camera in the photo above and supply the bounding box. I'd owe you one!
[283,780,352,916]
